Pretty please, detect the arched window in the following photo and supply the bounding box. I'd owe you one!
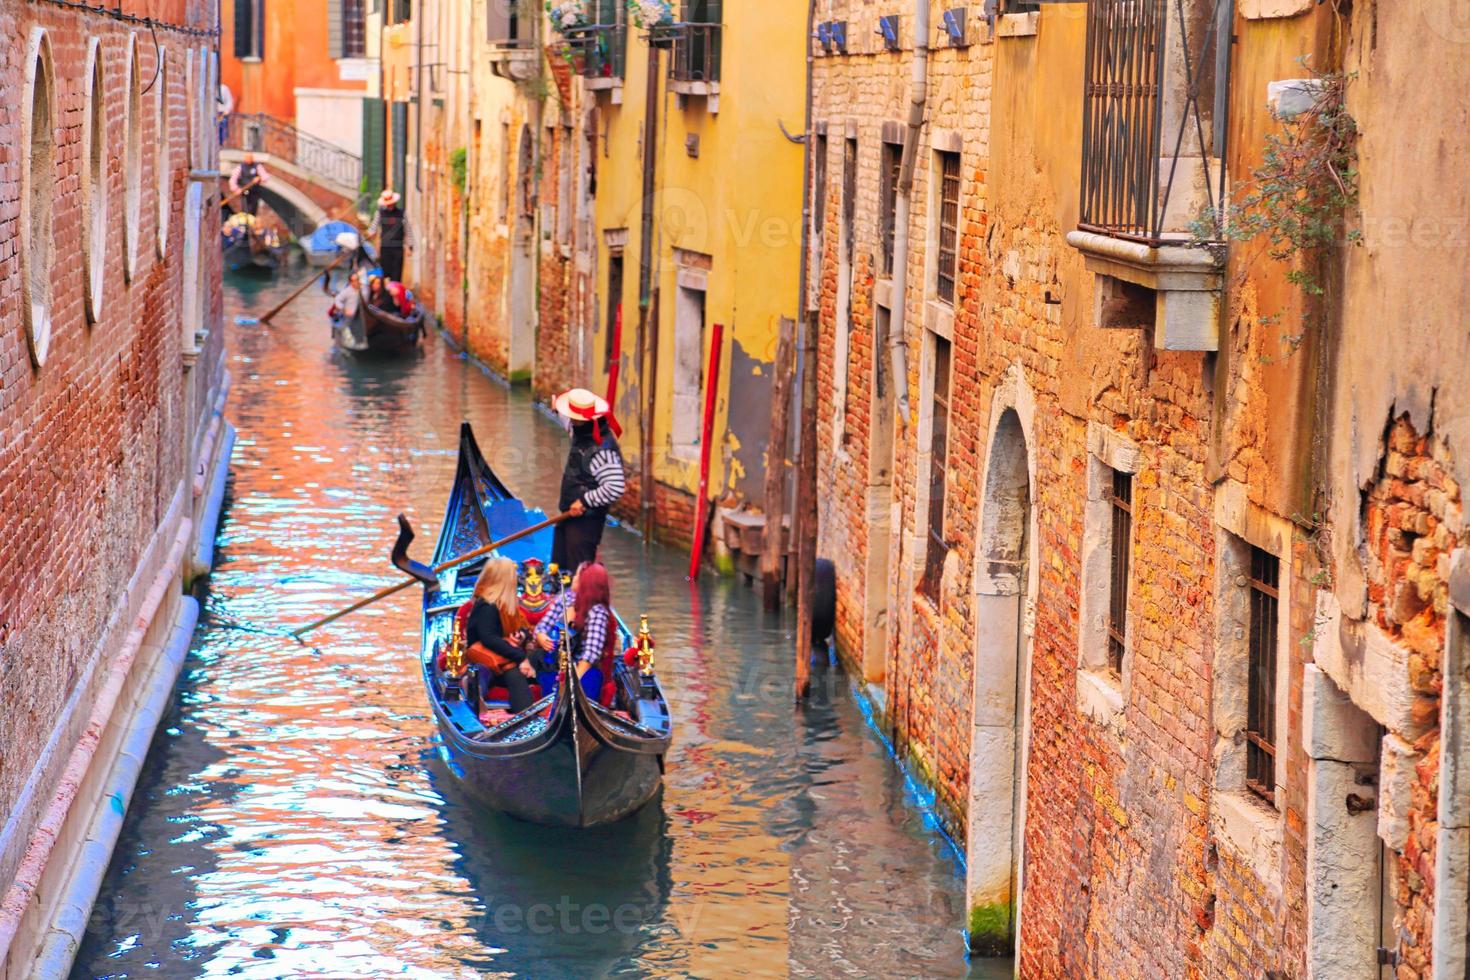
[155,47,170,257]
[122,34,144,282]
[81,38,107,323]
[20,28,56,366]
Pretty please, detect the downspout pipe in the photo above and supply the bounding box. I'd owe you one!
[888,0,930,426]
[637,41,662,539]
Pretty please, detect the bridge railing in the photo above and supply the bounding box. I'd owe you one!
[223,113,363,193]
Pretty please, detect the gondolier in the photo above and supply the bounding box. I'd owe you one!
[228,153,269,215]
[367,188,412,283]
[552,388,626,572]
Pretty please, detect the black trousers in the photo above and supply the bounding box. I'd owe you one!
[379,245,405,282]
[241,190,259,215]
[479,666,534,713]
[552,510,608,572]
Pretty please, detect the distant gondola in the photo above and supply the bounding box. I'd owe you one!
[221,212,283,274]
[302,219,360,267]
[332,291,425,355]
[391,423,673,827]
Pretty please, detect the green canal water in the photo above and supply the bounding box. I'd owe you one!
[70,271,997,978]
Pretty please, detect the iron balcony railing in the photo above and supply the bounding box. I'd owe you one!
[562,23,627,80]
[1078,0,1231,245]
[223,113,363,192]
[651,21,722,84]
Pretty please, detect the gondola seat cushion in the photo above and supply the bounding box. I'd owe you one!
[484,683,542,703]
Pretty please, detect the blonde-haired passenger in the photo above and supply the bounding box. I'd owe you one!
[464,558,536,712]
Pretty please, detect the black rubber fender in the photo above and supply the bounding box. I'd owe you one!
[811,558,836,645]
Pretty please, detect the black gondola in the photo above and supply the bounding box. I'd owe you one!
[391,423,672,827]
[332,292,425,354]
[221,214,283,274]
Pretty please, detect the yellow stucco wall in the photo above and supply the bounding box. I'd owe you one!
[593,8,807,503]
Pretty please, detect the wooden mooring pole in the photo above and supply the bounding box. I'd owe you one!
[761,318,796,610]
[794,312,818,701]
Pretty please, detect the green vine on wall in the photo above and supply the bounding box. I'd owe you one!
[1194,64,1361,356]
[450,146,468,196]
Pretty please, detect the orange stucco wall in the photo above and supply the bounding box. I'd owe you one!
[221,0,365,123]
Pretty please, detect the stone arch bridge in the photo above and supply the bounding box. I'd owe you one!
[220,113,367,238]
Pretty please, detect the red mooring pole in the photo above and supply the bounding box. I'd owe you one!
[605,302,624,407]
[688,322,725,582]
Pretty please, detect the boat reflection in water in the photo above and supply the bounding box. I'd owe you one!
[428,776,676,972]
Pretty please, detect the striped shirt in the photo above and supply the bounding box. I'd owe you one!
[535,589,611,666]
[580,448,626,510]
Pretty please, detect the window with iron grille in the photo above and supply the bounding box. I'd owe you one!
[814,135,828,237]
[233,0,265,59]
[839,137,858,444]
[1106,469,1133,676]
[1246,546,1280,806]
[879,141,901,277]
[921,335,952,598]
[672,0,722,83]
[935,150,960,303]
[810,134,827,308]
[568,0,626,78]
[842,138,857,267]
[1078,0,1229,244]
[341,0,366,58]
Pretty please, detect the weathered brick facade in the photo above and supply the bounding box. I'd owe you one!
[812,0,1469,974]
[0,0,228,971]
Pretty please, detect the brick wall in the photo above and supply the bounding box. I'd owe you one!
[0,0,223,871]
[806,3,1426,974]
[1363,416,1462,977]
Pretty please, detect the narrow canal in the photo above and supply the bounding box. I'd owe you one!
[72,273,985,978]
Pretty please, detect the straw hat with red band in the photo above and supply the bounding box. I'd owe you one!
[379,189,402,208]
[553,388,622,442]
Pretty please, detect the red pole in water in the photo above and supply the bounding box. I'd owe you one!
[688,322,725,582]
[605,302,623,407]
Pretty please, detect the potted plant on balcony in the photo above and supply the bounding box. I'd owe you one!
[629,0,675,32]
[546,0,592,36]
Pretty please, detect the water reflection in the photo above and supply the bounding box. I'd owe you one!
[71,268,981,978]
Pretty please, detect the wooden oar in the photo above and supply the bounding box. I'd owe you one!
[261,251,349,323]
[291,511,571,639]
[221,177,263,210]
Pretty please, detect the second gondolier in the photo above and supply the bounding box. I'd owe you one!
[551,388,626,572]
[367,188,412,283]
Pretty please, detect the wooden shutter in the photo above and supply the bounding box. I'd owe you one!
[362,97,385,205]
[327,0,344,59]
[233,0,254,57]
[390,101,410,194]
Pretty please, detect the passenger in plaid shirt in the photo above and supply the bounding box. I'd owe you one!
[534,563,617,700]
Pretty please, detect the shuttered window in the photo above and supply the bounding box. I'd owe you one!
[234,0,265,59]
[390,101,410,196]
[328,0,366,59]
[362,97,385,205]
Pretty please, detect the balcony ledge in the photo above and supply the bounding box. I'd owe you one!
[487,45,538,82]
[1067,229,1225,351]
[670,78,719,95]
